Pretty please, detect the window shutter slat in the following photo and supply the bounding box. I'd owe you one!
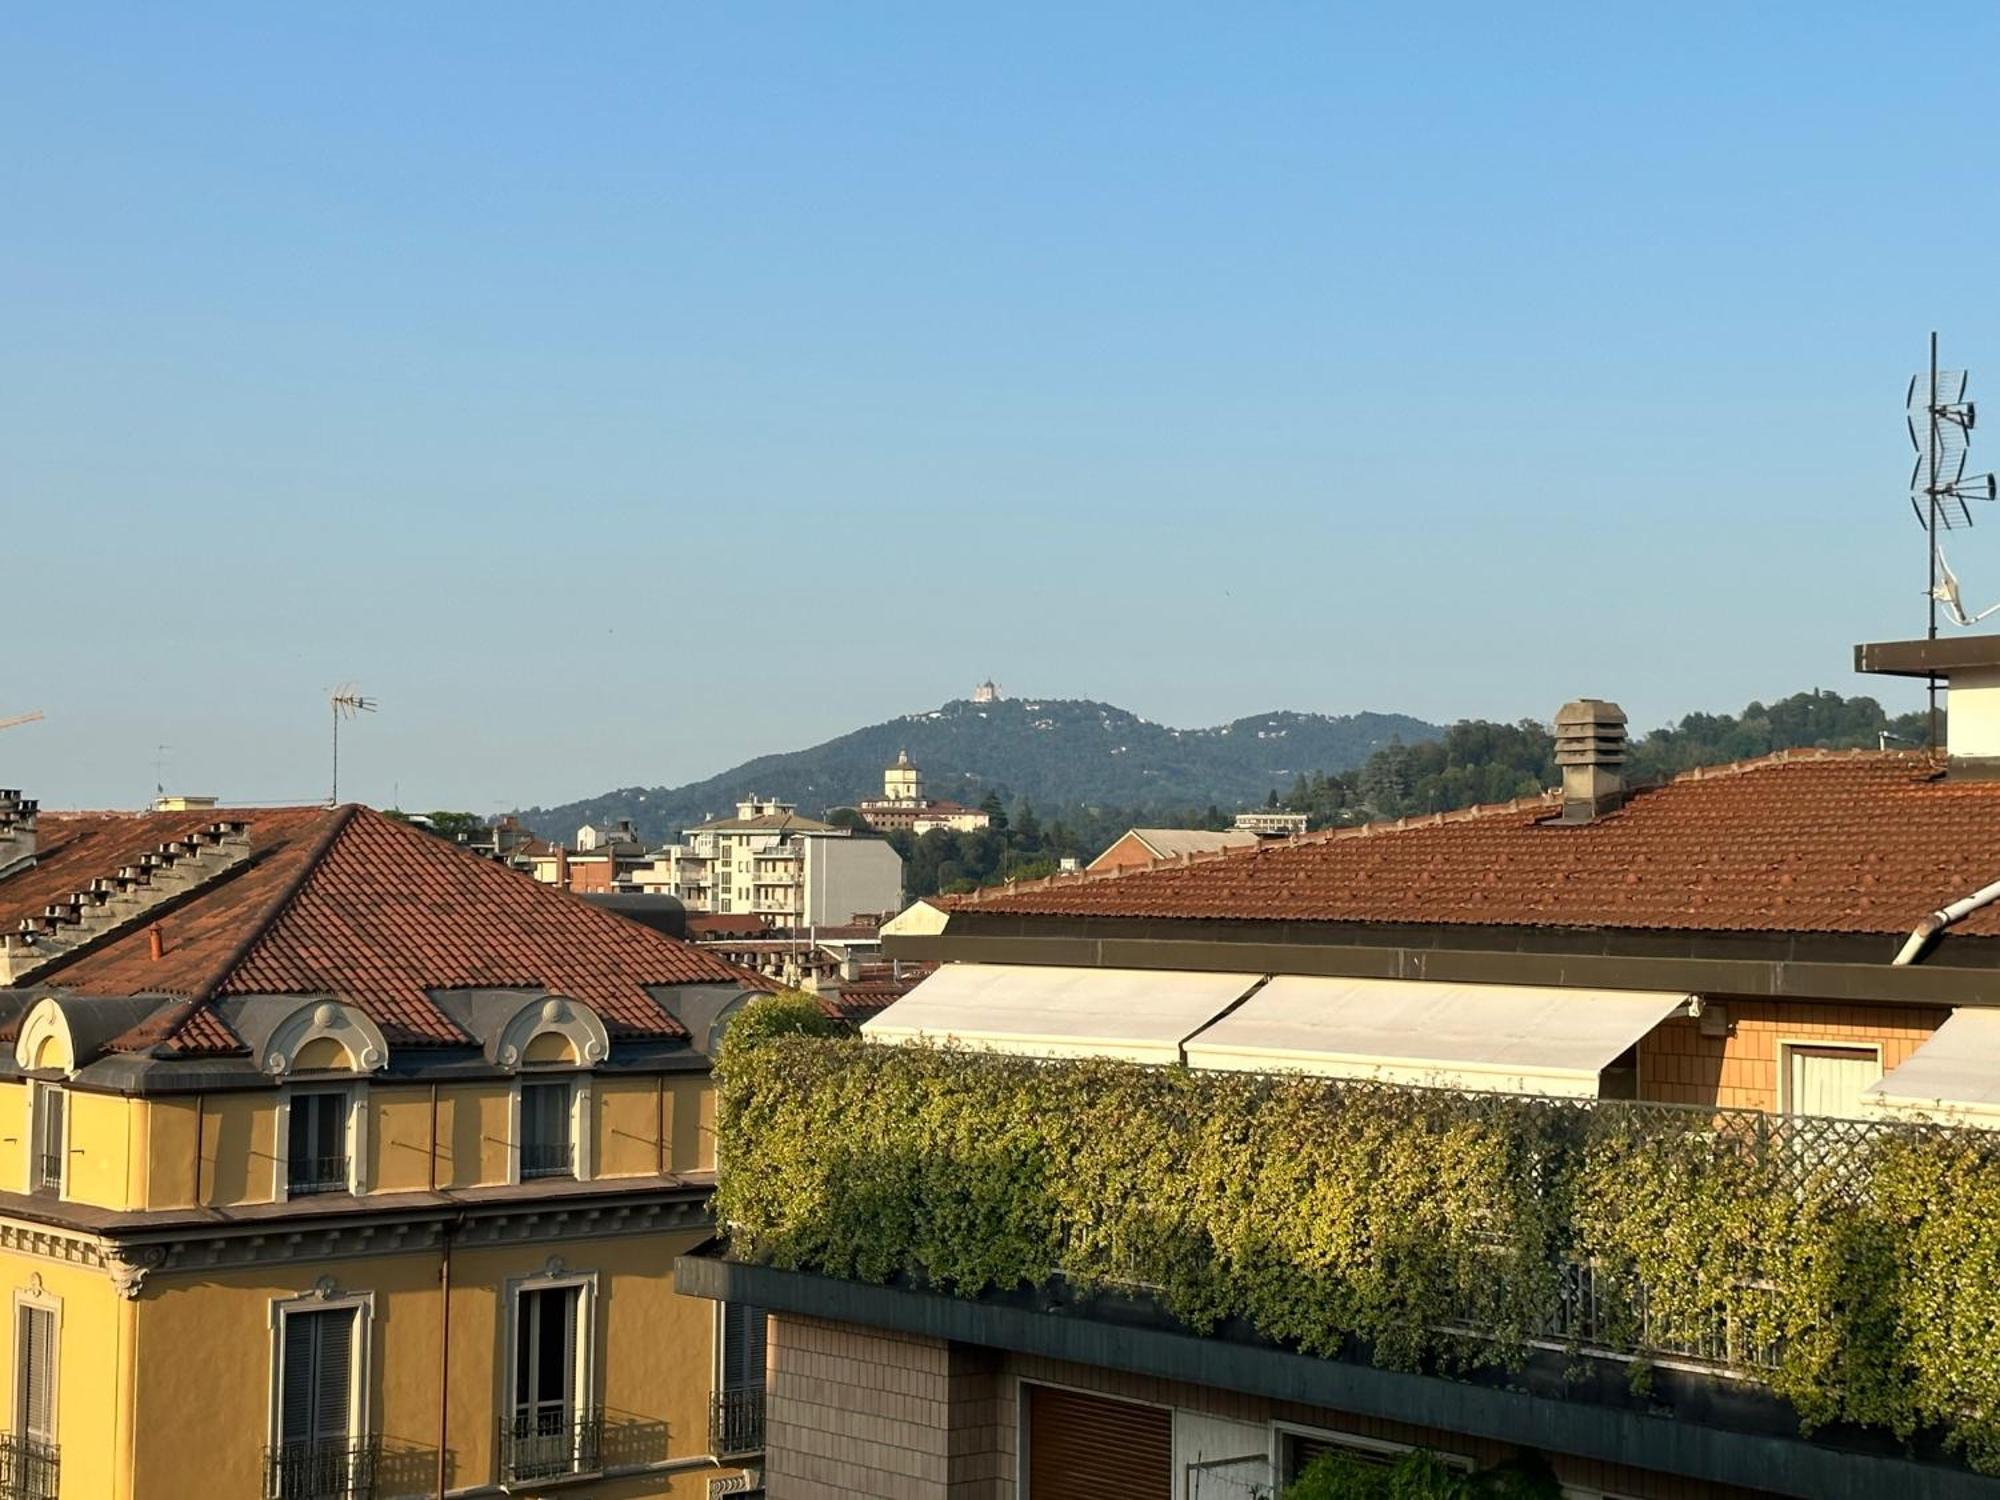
[314,1309,353,1443]
[280,1314,315,1445]
[18,1306,55,1444]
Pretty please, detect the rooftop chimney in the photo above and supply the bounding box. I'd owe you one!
[0,792,37,880]
[1554,699,1628,823]
[1856,634,2000,772]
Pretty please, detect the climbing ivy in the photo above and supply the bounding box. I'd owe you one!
[715,1037,2000,1472]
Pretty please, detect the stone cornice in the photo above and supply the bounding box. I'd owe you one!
[0,1189,714,1299]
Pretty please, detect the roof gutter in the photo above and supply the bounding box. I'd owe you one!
[1893,876,2000,966]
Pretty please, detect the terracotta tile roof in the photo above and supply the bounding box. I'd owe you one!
[950,752,2000,940]
[6,805,759,1054]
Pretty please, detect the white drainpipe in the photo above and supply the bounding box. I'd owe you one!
[1893,876,2000,966]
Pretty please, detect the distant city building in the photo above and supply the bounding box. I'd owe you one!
[1233,808,1310,837]
[972,679,1002,704]
[519,819,647,894]
[624,797,905,926]
[856,750,991,835]
[1087,826,1260,874]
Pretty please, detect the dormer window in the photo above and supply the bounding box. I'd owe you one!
[520,1081,574,1180]
[286,1089,352,1197]
[29,1083,64,1196]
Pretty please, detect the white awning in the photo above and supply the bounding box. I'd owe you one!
[1182,975,1690,1097]
[1864,1009,2000,1120]
[860,963,1263,1065]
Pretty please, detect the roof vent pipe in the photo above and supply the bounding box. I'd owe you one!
[1893,874,2000,965]
[1554,699,1628,824]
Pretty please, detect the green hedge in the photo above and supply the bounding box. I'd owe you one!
[716,1037,2000,1471]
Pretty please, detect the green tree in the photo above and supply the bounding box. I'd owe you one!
[978,791,1008,831]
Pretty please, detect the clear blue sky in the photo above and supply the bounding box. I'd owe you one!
[6,4,1995,813]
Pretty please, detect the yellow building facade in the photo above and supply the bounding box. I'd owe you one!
[0,797,769,1500]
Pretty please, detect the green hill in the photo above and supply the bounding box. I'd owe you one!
[518,697,1441,844]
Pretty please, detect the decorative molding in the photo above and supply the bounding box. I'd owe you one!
[104,1244,165,1299]
[265,1000,389,1077]
[0,1193,715,1294]
[498,995,610,1071]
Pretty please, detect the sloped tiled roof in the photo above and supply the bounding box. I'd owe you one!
[6,805,760,1054]
[953,752,2000,940]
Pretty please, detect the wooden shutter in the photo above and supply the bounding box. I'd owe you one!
[16,1306,55,1445]
[722,1304,766,1391]
[1025,1385,1169,1500]
[281,1308,354,1446]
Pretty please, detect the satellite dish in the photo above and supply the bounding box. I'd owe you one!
[1930,543,2000,626]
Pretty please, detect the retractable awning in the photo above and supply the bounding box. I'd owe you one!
[860,963,1263,1064]
[1182,975,1691,1097]
[1864,1008,2000,1120]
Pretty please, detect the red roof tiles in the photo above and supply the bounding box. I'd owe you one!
[953,752,2000,940]
[7,805,758,1053]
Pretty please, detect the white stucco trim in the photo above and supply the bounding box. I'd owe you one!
[262,1001,389,1078]
[496,996,610,1072]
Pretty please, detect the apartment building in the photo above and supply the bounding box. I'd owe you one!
[625,800,902,928]
[1085,828,1258,875]
[679,637,2000,1500]
[0,796,770,1500]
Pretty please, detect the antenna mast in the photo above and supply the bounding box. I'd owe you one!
[1905,334,1997,750]
[328,687,377,805]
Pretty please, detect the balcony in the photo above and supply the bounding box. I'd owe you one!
[709,1386,766,1457]
[497,1407,603,1483]
[519,1141,573,1180]
[0,1434,56,1500]
[285,1154,351,1197]
[263,1437,379,1500]
[712,1037,2000,1478]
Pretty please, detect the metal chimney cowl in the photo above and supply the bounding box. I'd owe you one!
[1555,699,1628,824]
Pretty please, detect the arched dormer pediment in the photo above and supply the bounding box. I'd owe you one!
[262,1000,389,1077]
[14,999,76,1075]
[496,995,609,1072]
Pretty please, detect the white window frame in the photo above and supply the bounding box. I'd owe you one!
[274,1083,370,1202]
[507,1075,594,1187]
[11,1283,61,1450]
[1777,1038,1884,1119]
[25,1082,66,1199]
[267,1288,375,1461]
[504,1266,599,1471]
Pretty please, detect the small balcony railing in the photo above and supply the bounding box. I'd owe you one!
[264,1436,380,1500]
[286,1154,351,1196]
[498,1407,603,1482]
[32,1154,61,1192]
[520,1142,574,1180]
[0,1434,59,1500]
[709,1386,766,1457]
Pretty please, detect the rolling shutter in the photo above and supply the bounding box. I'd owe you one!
[1026,1385,1170,1500]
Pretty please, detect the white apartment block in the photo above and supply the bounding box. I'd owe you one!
[624,797,904,926]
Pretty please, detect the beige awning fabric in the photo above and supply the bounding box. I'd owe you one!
[860,963,1263,1065]
[1864,1008,2000,1120]
[1182,975,1690,1097]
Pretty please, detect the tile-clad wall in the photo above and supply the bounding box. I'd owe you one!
[765,1313,957,1499]
[1639,1000,1948,1111]
[769,1312,1782,1500]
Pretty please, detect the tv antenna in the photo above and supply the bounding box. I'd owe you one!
[328,686,377,805]
[1908,333,1999,745]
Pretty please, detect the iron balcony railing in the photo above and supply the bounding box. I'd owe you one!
[498,1407,603,1483]
[520,1141,574,1180]
[286,1154,351,1196]
[709,1386,766,1457]
[32,1154,60,1192]
[0,1434,58,1500]
[263,1436,380,1500]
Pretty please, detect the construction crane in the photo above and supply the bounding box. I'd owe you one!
[0,711,44,733]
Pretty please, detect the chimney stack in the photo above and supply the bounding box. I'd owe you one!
[1555,699,1628,823]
